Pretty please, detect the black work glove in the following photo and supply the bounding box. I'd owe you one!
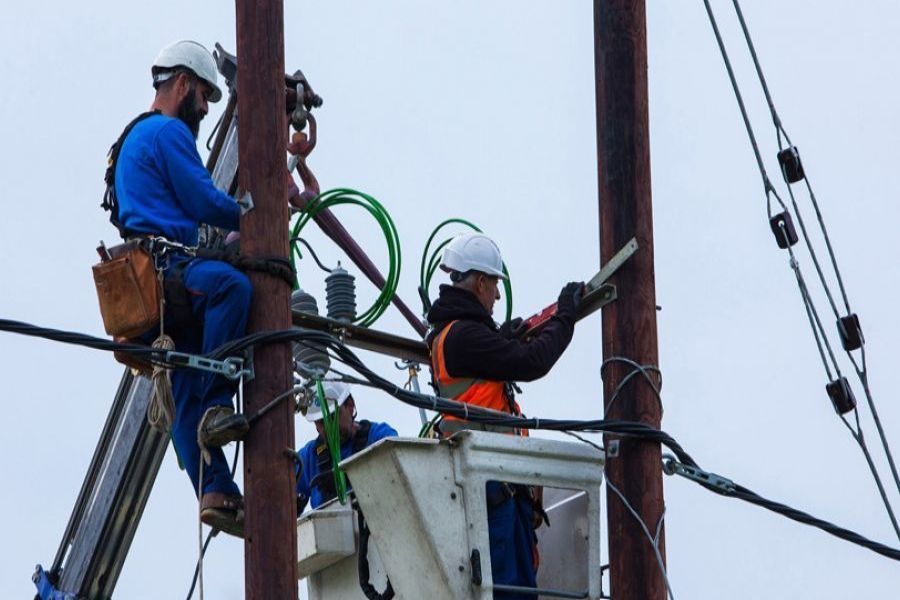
[498,317,527,339]
[557,282,584,317]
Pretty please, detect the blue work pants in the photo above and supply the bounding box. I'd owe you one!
[487,482,538,599]
[167,258,251,497]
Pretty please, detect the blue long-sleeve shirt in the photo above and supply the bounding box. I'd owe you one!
[296,421,398,511]
[116,114,239,245]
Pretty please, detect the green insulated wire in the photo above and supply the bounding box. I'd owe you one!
[290,188,401,328]
[419,218,513,322]
[316,378,348,503]
[418,412,442,438]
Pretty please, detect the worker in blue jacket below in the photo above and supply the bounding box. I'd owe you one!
[296,382,398,512]
[114,41,249,537]
[426,233,583,599]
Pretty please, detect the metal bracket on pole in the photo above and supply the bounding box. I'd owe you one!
[396,359,428,425]
[165,352,253,381]
[237,191,255,215]
[662,455,735,495]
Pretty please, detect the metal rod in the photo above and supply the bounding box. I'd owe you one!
[491,583,588,599]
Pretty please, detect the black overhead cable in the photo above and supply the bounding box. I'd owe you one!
[700,0,900,541]
[2,317,900,562]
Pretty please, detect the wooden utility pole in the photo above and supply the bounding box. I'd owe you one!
[236,0,298,597]
[594,1,667,599]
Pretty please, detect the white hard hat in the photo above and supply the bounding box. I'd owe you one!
[304,381,352,422]
[440,233,507,279]
[152,40,223,103]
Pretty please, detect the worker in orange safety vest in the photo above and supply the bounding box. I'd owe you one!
[425,232,583,599]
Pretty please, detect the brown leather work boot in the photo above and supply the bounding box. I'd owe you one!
[200,492,244,538]
[197,406,249,448]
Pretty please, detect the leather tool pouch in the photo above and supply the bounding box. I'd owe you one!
[92,241,161,338]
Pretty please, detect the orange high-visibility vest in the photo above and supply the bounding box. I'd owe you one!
[430,320,519,423]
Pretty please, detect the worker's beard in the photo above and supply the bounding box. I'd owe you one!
[177,86,204,139]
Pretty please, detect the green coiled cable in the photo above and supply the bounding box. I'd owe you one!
[290,188,401,328]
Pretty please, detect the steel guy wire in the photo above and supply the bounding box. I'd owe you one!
[700,0,843,383]
[709,0,900,516]
[700,0,786,217]
[730,0,853,316]
[600,356,663,415]
[187,378,244,600]
[839,408,900,541]
[606,477,675,600]
[850,354,900,503]
[787,251,839,382]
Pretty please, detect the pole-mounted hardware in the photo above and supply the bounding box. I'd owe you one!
[662,455,735,495]
[165,352,253,381]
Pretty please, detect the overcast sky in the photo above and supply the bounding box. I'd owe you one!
[2,1,899,598]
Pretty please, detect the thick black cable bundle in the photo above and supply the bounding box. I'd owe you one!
[730,484,900,562]
[0,319,169,362]
[2,317,900,563]
[210,327,700,467]
[357,510,395,600]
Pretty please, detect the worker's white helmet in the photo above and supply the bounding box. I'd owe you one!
[152,40,223,103]
[304,381,352,422]
[440,233,507,279]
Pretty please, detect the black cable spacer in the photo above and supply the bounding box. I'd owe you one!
[777,146,805,184]
[769,211,799,249]
[826,377,857,415]
[837,314,864,351]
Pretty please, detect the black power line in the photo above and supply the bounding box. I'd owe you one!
[2,317,900,563]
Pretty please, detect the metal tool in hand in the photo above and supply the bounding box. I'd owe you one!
[519,238,639,338]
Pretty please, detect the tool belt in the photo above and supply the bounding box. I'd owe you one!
[94,235,296,369]
[92,241,161,338]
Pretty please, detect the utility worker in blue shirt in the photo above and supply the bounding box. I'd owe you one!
[113,41,249,537]
[296,382,397,512]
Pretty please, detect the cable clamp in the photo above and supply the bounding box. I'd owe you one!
[237,191,254,215]
[662,455,735,494]
[166,352,253,381]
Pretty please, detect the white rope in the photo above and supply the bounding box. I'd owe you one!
[197,457,206,600]
[148,334,176,433]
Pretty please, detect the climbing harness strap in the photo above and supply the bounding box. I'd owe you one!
[101,110,161,238]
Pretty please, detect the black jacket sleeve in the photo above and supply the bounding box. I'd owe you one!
[442,313,576,383]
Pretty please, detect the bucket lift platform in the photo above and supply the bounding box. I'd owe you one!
[298,431,605,600]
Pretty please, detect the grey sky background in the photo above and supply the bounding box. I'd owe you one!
[1,1,899,598]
